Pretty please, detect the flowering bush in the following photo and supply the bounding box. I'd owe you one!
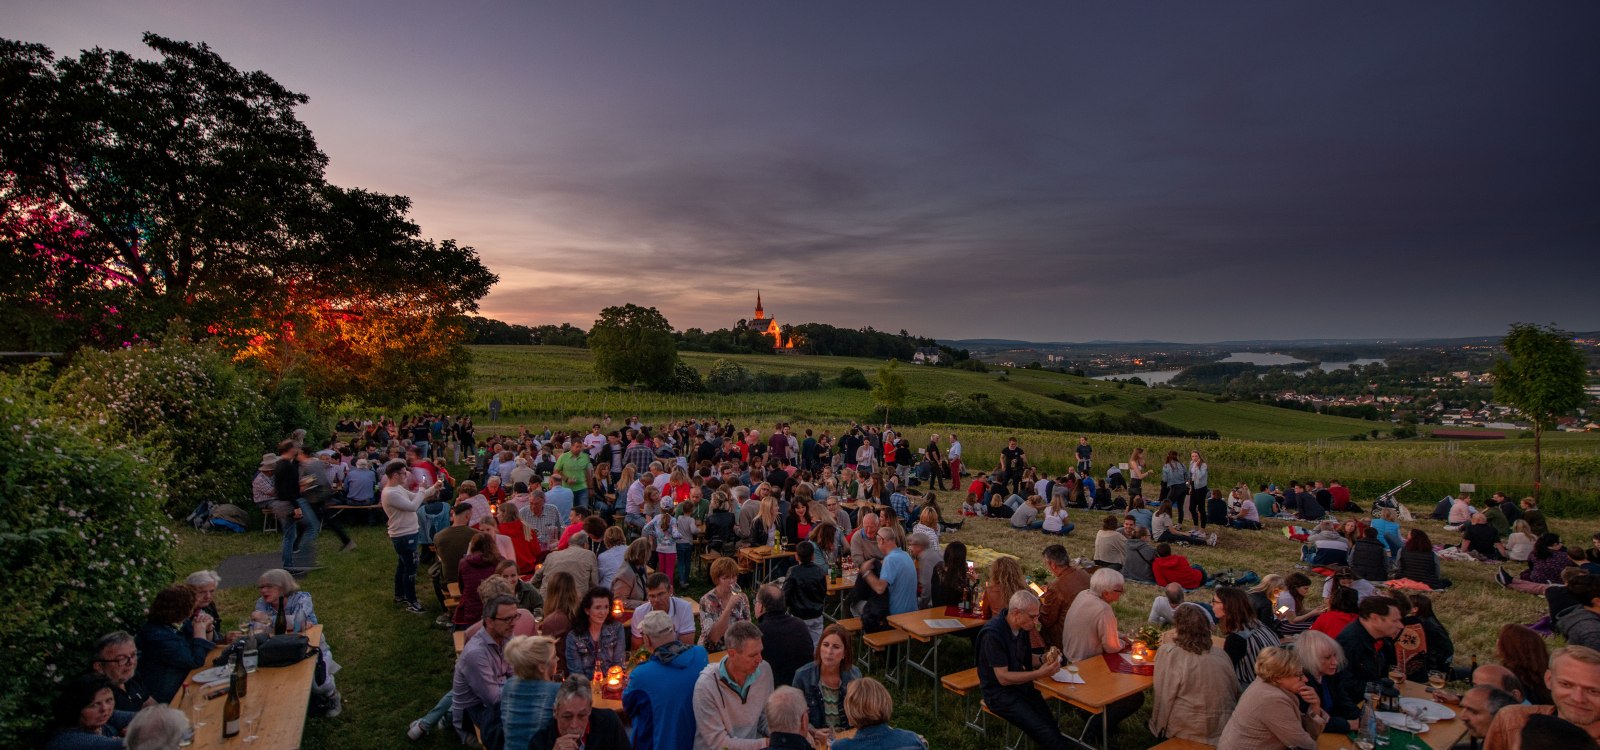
[53,332,271,514]
[0,366,174,746]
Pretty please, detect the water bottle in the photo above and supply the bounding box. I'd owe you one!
[1358,681,1380,750]
[242,626,259,673]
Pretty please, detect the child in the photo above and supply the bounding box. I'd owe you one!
[673,501,698,587]
[646,509,682,582]
[960,491,985,518]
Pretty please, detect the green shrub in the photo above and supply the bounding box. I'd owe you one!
[707,359,752,394]
[0,366,174,746]
[53,333,271,514]
[837,367,870,390]
[662,361,705,393]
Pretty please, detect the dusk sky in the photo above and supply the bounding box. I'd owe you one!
[7,2,1599,342]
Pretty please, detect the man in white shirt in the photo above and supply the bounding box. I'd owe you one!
[583,424,606,458]
[947,434,963,488]
[630,573,697,644]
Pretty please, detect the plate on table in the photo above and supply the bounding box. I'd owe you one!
[192,666,232,686]
[1398,697,1456,721]
[1376,711,1429,733]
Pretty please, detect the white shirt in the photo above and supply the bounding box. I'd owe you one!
[584,432,606,457]
[629,596,696,639]
[947,441,962,460]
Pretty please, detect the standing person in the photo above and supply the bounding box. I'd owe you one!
[946,433,963,490]
[381,458,443,614]
[1161,451,1188,523]
[1075,436,1093,474]
[487,397,501,422]
[976,590,1071,750]
[554,441,593,511]
[1000,437,1028,498]
[1128,447,1150,500]
[783,541,828,645]
[1188,450,1210,530]
[625,611,709,750]
[272,440,319,572]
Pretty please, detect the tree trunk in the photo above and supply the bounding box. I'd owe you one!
[1533,422,1543,499]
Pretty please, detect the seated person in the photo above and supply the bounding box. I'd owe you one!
[89,631,150,712]
[832,677,929,750]
[629,573,697,645]
[976,590,1072,750]
[1062,570,1144,744]
[1217,647,1330,749]
[793,624,862,735]
[763,686,819,749]
[1461,513,1507,560]
[1121,525,1158,584]
[452,596,518,747]
[1151,543,1207,590]
[1228,492,1262,530]
[1312,585,1361,639]
[1149,604,1240,745]
[45,673,133,750]
[1009,495,1043,530]
[133,584,213,705]
[1148,583,1186,627]
[1294,630,1358,734]
[1349,528,1390,582]
[1305,521,1351,567]
[536,676,630,750]
[692,621,775,750]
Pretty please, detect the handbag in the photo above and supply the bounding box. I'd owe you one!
[258,634,313,667]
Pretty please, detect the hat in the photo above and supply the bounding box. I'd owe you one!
[258,453,279,472]
[638,610,675,641]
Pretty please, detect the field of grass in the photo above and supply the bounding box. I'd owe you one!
[468,346,1382,442]
[175,489,1590,750]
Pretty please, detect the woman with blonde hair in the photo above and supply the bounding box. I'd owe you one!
[754,493,780,546]
[1293,629,1358,734]
[1150,603,1239,744]
[981,557,1028,619]
[1217,647,1328,750]
[833,677,928,750]
[911,505,942,551]
[1042,494,1073,536]
[498,635,561,749]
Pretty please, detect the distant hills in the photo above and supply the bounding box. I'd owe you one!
[940,332,1600,350]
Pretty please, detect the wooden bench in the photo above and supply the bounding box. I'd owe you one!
[861,629,909,688]
[453,630,466,656]
[1149,739,1214,750]
[941,667,986,733]
[444,582,461,610]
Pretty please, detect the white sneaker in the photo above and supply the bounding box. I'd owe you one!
[1207,532,1219,547]
[324,691,343,718]
[408,720,427,741]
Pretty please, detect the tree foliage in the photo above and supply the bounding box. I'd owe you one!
[0,33,495,400]
[588,304,678,389]
[0,365,174,746]
[837,367,870,390]
[1494,323,1587,492]
[872,360,909,422]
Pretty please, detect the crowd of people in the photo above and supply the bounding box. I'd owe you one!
[51,412,1600,750]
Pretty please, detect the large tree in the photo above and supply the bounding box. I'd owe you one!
[1494,323,1587,496]
[0,34,494,402]
[588,304,678,389]
[872,359,908,423]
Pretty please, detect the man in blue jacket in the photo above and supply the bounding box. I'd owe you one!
[624,610,709,750]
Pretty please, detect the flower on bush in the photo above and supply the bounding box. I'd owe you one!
[52,331,272,515]
[0,366,173,746]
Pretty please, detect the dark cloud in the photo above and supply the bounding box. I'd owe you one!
[9,1,1600,339]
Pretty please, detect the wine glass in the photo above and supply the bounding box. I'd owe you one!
[1388,665,1406,687]
[242,702,265,743]
[1428,670,1447,690]
[189,683,208,729]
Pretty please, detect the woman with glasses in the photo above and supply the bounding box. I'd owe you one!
[1217,647,1329,750]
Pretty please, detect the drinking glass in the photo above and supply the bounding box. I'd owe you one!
[1388,665,1406,686]
[1428,670,1446,690]
[242,701,264,744]
[189,683,208,729]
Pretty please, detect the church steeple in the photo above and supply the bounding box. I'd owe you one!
[754,290,765,319]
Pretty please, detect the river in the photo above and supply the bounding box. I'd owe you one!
[1095,353,1384,385]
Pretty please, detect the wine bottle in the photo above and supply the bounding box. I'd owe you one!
[274,601,288,636]
[233,651,248,699]
[223,668,242,738]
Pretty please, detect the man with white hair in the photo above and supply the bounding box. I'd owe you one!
[517,487,563,554]
[1062,568,1143,745]
[765,686,815,749]
[850,512,885,564]
[125,705,190,750]
[624,610,709,750]
[976,590,1071,750]
[544,472,574,520]
[907,533,941,609]
[533,531,599,591]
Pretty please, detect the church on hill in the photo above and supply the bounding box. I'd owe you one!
[744,291,795,351]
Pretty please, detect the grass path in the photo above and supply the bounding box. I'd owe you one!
[170,501,1584,749]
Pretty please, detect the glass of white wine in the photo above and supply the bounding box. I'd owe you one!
[1428,670,1447,690]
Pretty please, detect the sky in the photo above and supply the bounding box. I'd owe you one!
[6,2,1599,342]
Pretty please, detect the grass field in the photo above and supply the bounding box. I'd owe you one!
[468,346,1383,442]
[176,489,1589,750]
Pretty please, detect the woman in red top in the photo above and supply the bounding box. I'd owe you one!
[453,532,502,627]
[1310,585,1359,639]
[497,504,541,575]
[1151,543,1207,589]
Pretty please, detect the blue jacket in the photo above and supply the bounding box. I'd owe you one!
[833,723,928,750]
[622,641,709,750]
[134,622,214,704]
[500,676,559,750]
[44,711,134,750]
[791,662,861,730]
[418,501,451,545]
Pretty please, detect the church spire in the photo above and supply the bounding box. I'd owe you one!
[755,289,764,318]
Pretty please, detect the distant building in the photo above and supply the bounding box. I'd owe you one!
[744,291,795,352]
[913,347,944,364]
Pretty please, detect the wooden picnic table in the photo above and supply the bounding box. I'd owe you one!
[591,649,727,713]
[886,607,987,718]
[181,625,322,750]
[823,573,857,624]
[1033,649,1152,750]
[1316,681,1468,750]
[738,545,796,580]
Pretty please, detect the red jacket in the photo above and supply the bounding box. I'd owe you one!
[1151,554,1203,589]
[499,520,542,575]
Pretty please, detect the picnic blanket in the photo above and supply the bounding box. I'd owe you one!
[966,545,1017,569]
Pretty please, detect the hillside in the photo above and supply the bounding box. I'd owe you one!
[468,345,1382,442]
